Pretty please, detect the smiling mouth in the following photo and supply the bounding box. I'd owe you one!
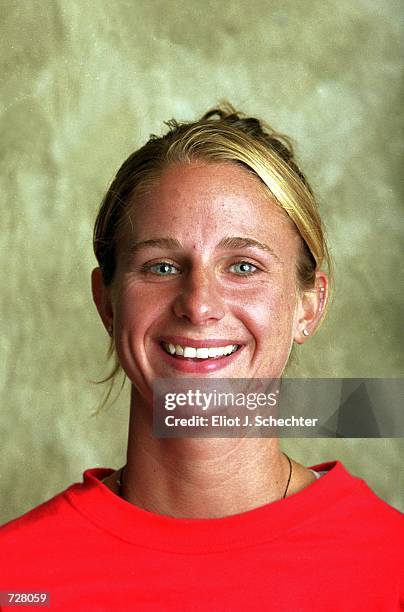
[160,342,241,361]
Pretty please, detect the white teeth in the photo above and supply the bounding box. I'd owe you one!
[214,347,226,357]
[163,342,239,359]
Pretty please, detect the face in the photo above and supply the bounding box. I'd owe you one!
[93,161,319,403]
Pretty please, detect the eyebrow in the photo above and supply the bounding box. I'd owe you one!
[128,236,281,262]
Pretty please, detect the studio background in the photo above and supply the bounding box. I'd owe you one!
[1,0,403,524]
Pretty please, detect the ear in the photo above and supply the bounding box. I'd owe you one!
[91,267,114,335]
[293,271,328,344]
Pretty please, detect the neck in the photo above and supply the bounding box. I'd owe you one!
[113,385,313,519]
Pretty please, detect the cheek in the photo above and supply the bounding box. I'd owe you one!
[235,284,297,343]
[113,276,298,343]
[111,284,162,392]
[113,283,161,336]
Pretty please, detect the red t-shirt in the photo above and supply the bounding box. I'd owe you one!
[1,461,403,611]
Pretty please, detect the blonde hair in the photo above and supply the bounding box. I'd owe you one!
[92,101,332,413]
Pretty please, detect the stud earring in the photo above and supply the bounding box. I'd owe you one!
[107,324,113,337]
[319,286,326,312]
[302,329,309,337]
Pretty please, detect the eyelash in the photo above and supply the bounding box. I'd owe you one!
[140,260,259,277]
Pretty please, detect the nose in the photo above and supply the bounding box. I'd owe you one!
[172,267,226,325]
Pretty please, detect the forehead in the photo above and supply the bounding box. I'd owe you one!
[118,161,300,255]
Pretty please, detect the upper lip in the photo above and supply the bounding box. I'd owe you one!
[158,336,243,348]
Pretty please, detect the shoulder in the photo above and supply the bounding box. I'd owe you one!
[0,467,113,546]
[1,486,76,542]
[310,460,403,541]
[0,490,75,581]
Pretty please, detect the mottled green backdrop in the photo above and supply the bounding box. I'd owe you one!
[1,0,403,523]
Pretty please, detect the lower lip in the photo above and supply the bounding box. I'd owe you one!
[158,343,244,373]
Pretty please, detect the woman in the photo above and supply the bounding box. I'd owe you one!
[1,103,402,610]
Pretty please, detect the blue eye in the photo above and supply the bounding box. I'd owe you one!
[148,262,180,275]
[230,262,257,275]
[142,261,257,276]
